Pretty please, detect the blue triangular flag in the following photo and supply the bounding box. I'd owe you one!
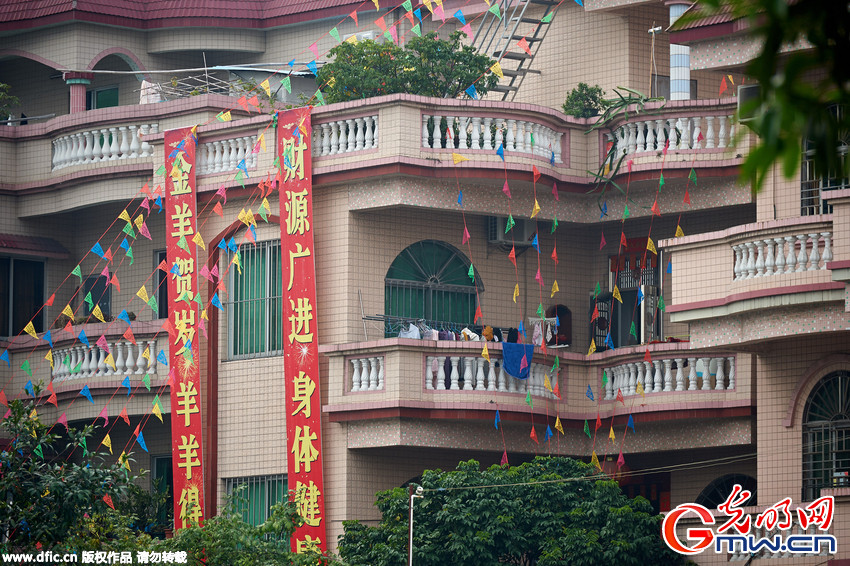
[494,410,501,429]
[185,338,192,352]
[122,376,131,397]
[250,225,257,241]
[414,8,422,21]
[80,385,93,404]
[175,139,185,151]
[154,194,162,212]
[531,233,539,252]
[518,321,526,337]
[600,201,607,219]
[24,381,34,397]
[0,350,8,367]
[237,159,248,176]
[288,59,295,68]
[554,315,560,327]
[117,309,131,325]
[119,238,129,251]
[496,143,504,161]
[44,330,53,348]
[217,238,227,251]
[227,237,238,253]
[211,292,223,311]
[550,150,555,165]
[464,84,479,100]
[453,9,465,23]
[157,350,168,366]
[91,242,104,258]
[457,190,463,205]
[627,414,635,432]
[137,430,148,452]
[585,384,594,401]
[170,263,180,275]
[307,60,317,75]
[544,425,553,442]
[78,329,89,347]
[667,260,672,274]
[637,288,644,304]
[605,331,614,350]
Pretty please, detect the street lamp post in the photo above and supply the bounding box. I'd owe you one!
[408,485,424,566]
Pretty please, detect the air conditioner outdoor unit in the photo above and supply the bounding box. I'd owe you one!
[737,84,761,124]
[487,216,535,246]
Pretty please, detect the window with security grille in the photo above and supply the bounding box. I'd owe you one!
[384,240,481,336]
[0,257,44,337]
[802,370,850,501]
[227,240,282,359]
[224,474,287,526]
[801,105,848,216]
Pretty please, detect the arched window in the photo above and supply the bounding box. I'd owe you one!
[384,240,481,335]
[695,474,756,509]
[802,370,850,501]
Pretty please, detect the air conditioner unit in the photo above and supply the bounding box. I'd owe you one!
[737,84,761,124]
[487,216,535,246]
[344,31,376,43]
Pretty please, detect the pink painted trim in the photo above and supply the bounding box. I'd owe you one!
[660,215,832,249]
[782,354,850,427]
[0,49,63,70]
[822,188,850,201]
[827,260,850,270]
[0,162,153,195]
[667,282,844,313]
[86,47,147,73]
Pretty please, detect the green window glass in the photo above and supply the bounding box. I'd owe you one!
[384,240,481,335]
[803,370,850,500]
[224,474,287,527]
[228,240,282,358]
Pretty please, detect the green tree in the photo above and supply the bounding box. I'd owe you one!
[562,83,605,119]
[0,394,141,553]
[680,0,850,191]
[338,457,684,566]
[0,82,19,118]
[317,32,498,103]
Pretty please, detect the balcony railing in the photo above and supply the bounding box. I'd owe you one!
[609,111,736,158]
[52,335,161,382]
[312,115,379,156]
[733,230,833,280]
[603,355,735,399]
[52,123,159,170]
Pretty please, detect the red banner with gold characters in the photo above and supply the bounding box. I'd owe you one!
[164,126,205,530]
[277,108,327,554]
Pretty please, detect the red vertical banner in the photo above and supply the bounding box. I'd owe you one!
[277,108,327,554]
[164,126,206,530]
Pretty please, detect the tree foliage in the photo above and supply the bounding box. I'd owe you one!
[682,0,850,191]
[338,457,683,566]
[562,83,605,119]
[0,82,19,118]
[317,32,498,103]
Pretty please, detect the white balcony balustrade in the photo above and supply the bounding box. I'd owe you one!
[348,355,385,391]
[732,231,833,280]
[422,114,563,163]
[196,134,258,175]
[313,115,378,157]
[608,113,735,158]
[422,354,558,399]
[51,338,160,382]
[52,123,159,170]
[602,355,735,399]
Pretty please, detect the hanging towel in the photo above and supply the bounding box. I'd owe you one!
[502,343,535,379]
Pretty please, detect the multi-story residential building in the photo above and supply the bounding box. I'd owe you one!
[0,0,846,562]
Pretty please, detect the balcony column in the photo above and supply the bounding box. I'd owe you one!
[714,357,726,390]
[627,363,637,396]
[436,356,447,390]
[700,357,712,390]
[487,360,497,391]
[663,358,674,392]
[667,1,692,100]
[675,359,685,391]
[687,357,697,390]
[727,357,736,389]
[64,72,94,114]
[643,361,653,393]
[424,356,434,390]
[463,357,474,390]
[450,356,460,390]
[653,360,663,393]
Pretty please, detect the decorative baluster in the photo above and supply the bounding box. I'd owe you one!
[498,361,507,392]
[714,357,726,390]
[342,119,353,152]
[636,363,645,395]
[431,115,442,148]
[470,116,481,150]
[733,244,743,280]
[796,234,808,272]
[367,356,378,390]
[328,122,339,155]
[128,125,140,158]
[456,117,466,149]
[727,357,736,389]
[652,360,663,393]
[663,359,673,392]
[318,123,329,155]
[421,116,430,148]
[636,121,646,153]
[764,239,775,275]
[80,346,93,377]
[654,119,665,151]
[808,233,820,270]
[644,361,654,393]
[377,357,384,389]
[482,117,493,150]
[785,236,797,272]
[688,358,698,390]
[754,240,765,277]
[462,357,474,390]
[821,232,833,265]
[67,347,78,378]
[533,124,543,156]
[692,117,702,149]
[235,137,247,169]
[351,358,363,391]
[524,121,533,153]
[674,359,685,391]
[96,346,106,376]
[366,116,376,149]
[424,356,435,390]
[124,342,136,375]
[745,242,756,278]
[227,138,239,169]
[436,356,446,390]
[700,357,712,390]
[136,343,146,374]
[91,129,104,163]
[615,127,626,157]
[604,368,614,399]
[554,132,564,162]
[508,367,518,392]
[667,118,678,149]
[148,340,158,374]
[140,124,152,157]
[626,363,637,396]
[450,356,460,390]
[106,127,118,160]
[70,133,82,165]
[718,116,728,148]
[494,120,504,150]
[513,121,525,152]
[506,119,516,151]
[774,237,786,274]
[474,356,486,390]
[645,120,655,152]
[117,126,129,158]
[626,123,637,155]
[115,342,126,374]
[728,116,735,145]
[487,360,496,391]
[681,117,692,150]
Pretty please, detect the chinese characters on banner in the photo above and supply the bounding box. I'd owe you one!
[163,127,205,530]
[277,108,327,554]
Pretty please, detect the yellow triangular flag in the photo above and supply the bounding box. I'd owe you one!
[45,350,53,369]
[591,451,601,470]
[143,347,150,361]
[555,416,564,434]
[345,35,358,45]
[62,304,74,318]
[105,353,116,369]
[118,209,131,223]
[647,237,657,255]
[258,132,266,152]
[218,110,232,122]
[675,225,684,238]
[246,208,256,226]
[136,286,149,304]
[152,402,163,423]
[636,381,645,397]
[452,152,469,164]
[490,61,503,79]
[192,232,206,250]
[134,214,144,229]
[481,343,490,362]
[587,338,596,355]
[237,208,248,225]
[424,0,433,13]
[92,304,105,323]
[201,309,208,321]
[261,197,272,214]
[613,285,623,303]
[530,199,541,218]
[727,74,734,85]
[551,280,559,298]
[103,433,113,454]
[372,0,379,9]
[259,78,271,97]
[23,321,38,339]
[120,452,131,471]
[544,373,552,392]
[512,284,520,303]
[609,425,616,441]
[232,253,242,275]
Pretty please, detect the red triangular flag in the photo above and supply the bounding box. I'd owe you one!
[64,321,74,334]
[103,494,115,510]
[591,304,599,322]
[520,354,528,372]
[644,349,652,362]
[110,274,120,292]
[697,132,705,143]
[617,451,625,469]
[517,37,532,55]
[374,16,386,30]
[663,138,669,156]
[350,10,358,25]
[719,75,728,96]
[595,413,602,431]
[133,424,140,437]
[462,224,470,244]
[157,260,168,272]
[599,232,606,250]
[0,390,9,407]
[47,392,58,407]
[119,407,130,426]
[213,202,224,217]
[530,426,539,444]
[508,246,516,267]
[140,183,152,198]
[620,232,628,248]
[122,326,136,344]
[651,198,661,216]
[551,244,558,264]
[532,165,540,183]
[683,188,691,205]
[500,450,509,466]
[616,389,625,405]
[160,319,174,336]
[98,406,109,425]
[103,248,113,262]
[502,180,511,198]
[474,305,483,322]
[153,184,163,197]
[247,95,259,109]
[405,10,413,25]
[46,293,55,306]
[57,412,69,430]
[552,182,559,201]
[553,381,561,398]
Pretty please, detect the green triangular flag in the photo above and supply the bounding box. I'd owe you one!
[259,207,268,222]
[33,444,43,459]
[402,0,412,10]
[383,30,393,43]
[525,390,532,408]
[72,361,83,373]
[536,303,544,317]
[551,218,558,233]
[601,370,608,387]
[688,167,697,185]
[176,235,189,252]
[193,292,204,309]
[658,296,666,311]
[176,290,191,304]
[63,355,71,367]
[154,395,164,412]
[143,373,151,391]
[21,359,32,377]
[273,156,280,169]
[584,419,591,438]
[505,214,516,233]
[84,292,93,309]
[235,169,246,188]
[467,264,475,281]
[530,133,535,147]
[315,89,325,106]
[155,164,166,176]
[594,282,601,297]
[182,348,193,362]
[411,23,421,36]
[630,321,637,339]
[551,357,560,372]
[488,3,501,20]
[329,27,340,42]
[659,172,665,187]
[282,76,292,94]
[541,12,553,23]
[126,246,134,265]
[272,113,278,128]
[147,296,158,313]
[122,223,136,238]
[72,265,82,283]
[622,205,630,219]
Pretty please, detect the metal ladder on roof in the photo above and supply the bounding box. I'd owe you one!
[470,0,562,101]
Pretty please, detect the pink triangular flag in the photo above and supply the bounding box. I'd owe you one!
[434,4,445,21]
[520,354,528,371]
[200,265,213,282]
[96,335,110,354]
[139,222,151,240]
[501,450,509,466]
[211,265,220,279]
[617,450,625,469]
[462,224,470,244]
[502,180,511,198]
[627,159,634,172]
[57,412,69,430]
[599,231,607,249]
[140,197,150,211]
[389,26,398,43]
[101,266,110,278]
[199,318,208,339]
[460,23,472,38]
[309,42,319,58]
[98,406,109,426]
[535,267,542,286]
[216,184,227,204]
[552,182,558,201]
